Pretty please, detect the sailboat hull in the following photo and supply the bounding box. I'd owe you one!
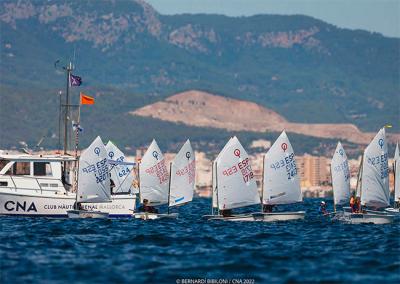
[133,212,178,220]
[67,209,109,219]
[0,189,136,218]
[253,211,306,222]
[203,214,255,221]
[384,208,400,215]
[348,213,394,224]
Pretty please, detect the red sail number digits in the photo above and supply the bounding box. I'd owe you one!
[222,158,254,183]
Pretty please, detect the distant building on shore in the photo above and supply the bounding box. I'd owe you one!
[296,154,329,188]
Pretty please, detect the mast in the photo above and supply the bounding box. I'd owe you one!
[355,155,364,211]
[58,90,62,151]
[215,161,219,216]
[260,155,265,212]
[329,163,335,212]
[63,62,73,179]
[64,62,72,155]
[394,159,397,208]
[167,162,172,214]
[138,162,141,207]
[211,161,214,215]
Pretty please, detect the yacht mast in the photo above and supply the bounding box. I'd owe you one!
[64,62,72,156]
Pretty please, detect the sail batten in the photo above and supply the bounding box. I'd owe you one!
[139,140,169,205]
[169,140,196,207]
[262,131,302,205]
[331,142,350,206]
[361,128,390,208]
[77,136,111,203]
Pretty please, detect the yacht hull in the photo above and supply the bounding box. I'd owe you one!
[0,190,136,218]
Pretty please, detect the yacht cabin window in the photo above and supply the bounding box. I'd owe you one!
[34,162,53,176]
[12,162,30,175]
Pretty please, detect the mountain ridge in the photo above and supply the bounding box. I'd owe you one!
[132,90,400,145]
[0,0,399,151]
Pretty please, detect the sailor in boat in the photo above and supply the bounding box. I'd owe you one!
[395,197,400,209]
[355,197,362,213]
[263,204,275,213]
[138,199,158,214]
[220,209,233,217]
[110,177,115,194]
[318,201,328,215]
[350,195,356,213]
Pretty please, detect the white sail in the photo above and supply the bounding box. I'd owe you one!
[213,137,234,208]
[139,139,169,205]
[361,128,390,208]
[331,142,350,206]
[262,131,302,205]
[169,140,196,207]
[394,143,400,202]
[77,136,111,203]
[105,141,138,194]
[216,137,260,210]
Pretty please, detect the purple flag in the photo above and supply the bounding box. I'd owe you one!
[70,74,82,86]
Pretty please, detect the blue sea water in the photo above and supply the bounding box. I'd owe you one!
[0,198,399,284]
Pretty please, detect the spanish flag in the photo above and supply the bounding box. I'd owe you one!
[80,92,95,105]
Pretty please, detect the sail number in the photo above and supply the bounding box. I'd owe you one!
[82,158,109,184]
[334,161,350,181]
[270,153,297,180]
[367,153,388,179]
[145,160,169,184]
[222,158,254,183]
[176,160,196,184]
[112,155,131,178]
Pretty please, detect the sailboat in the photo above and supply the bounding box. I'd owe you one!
[105,141,138,195]
[254,131,305,222]
[67,136,111,218]
[331,142,351,213]
[166,139,196,216]
[348,128,394,224]
[385,143,400,214]
[205,136,260,221]
[133,139,170,220]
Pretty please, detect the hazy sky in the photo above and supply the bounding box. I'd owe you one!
[146,0,400,38]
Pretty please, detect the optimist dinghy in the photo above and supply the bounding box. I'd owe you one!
[166,140,196,215]
[345,128,394,224]
[385,143,400,215]
[67,136,111,219]
[328,142,351,221]
[204,136,260,221]
[134,139,173,220]
[254,131,305,222]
